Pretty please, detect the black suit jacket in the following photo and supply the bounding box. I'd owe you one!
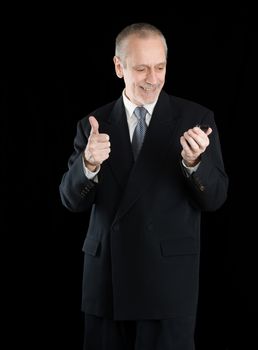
[59,91,228,320]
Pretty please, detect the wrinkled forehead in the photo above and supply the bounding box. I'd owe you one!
[124,35,167,66]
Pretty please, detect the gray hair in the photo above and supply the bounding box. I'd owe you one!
[115,23,168,65]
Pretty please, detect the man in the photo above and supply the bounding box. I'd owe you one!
[59,22,228,350]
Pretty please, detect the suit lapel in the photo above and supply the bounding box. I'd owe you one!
[114,91,180,222]
[102,97,134,188]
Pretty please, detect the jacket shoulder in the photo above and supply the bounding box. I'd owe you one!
[80,100,117,125]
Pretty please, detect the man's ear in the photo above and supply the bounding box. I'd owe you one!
[113,56,124,78]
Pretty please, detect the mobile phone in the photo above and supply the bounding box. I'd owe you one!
[196,124,210,132]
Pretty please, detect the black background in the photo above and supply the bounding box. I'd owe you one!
[2,13,257,349]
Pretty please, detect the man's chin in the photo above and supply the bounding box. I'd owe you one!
[142,95,159,105]
[141,89,161,104]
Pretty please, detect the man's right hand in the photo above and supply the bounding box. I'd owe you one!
[84,116,111,172]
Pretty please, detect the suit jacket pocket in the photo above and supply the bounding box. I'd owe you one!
[160,237,199,256]
[82,237,100,256]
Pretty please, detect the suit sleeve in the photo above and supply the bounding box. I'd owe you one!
[181,111,229,211]
[59,118,97,212]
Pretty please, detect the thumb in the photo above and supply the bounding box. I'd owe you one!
[89,116,99,135]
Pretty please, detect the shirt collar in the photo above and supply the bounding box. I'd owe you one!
[122,89,157,117]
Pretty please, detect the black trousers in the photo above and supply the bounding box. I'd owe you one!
[83,314,195,350]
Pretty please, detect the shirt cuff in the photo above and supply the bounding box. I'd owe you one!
[182,159,200,175]
[82,156,100,181]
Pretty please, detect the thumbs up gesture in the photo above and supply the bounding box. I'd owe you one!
[84,116,111,171]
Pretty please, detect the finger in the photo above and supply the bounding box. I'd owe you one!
[90,134,110,146]
[97,141,111,150]
[180,136,193,154]
[194,126,212,137]
[89,116,99,135]
[96,134,110,142]
[206,127,212,136]
[91,149,111,163]
[183,132,199,151]
[99,149,111,158]
[89,141,111,151]
[188,129,207,148]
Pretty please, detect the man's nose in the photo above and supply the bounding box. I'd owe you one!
[146,69,158,85]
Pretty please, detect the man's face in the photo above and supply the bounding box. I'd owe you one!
[114,35,167,105]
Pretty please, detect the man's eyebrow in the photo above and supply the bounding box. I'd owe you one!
[133,62,166,67]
